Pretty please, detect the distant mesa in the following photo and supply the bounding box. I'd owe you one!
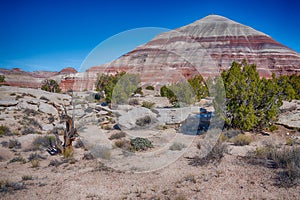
[59,67,78,75]
[2,15,300,92]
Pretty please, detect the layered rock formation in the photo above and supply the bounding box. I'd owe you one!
[65,15,300,91]
[0,67,77,89]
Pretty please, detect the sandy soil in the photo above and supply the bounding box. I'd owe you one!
[0,127,300,200]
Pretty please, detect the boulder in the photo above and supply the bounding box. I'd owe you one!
[0,100,18,107]
[18,101,38,111]
[118,107,158,129]
[39,102,58,115]
[277,111,300,129]
[42,124,54,131]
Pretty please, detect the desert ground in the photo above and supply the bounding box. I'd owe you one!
[0,86,299,200]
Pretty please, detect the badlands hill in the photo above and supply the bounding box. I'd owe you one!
[70,15,300,91]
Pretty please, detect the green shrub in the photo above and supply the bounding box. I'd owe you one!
[0,125,11,136]
[141,101,155,109]
[41,79,61,93]
[231,134,252,146]
[136,116,152,126]
[0,75,5,83]
[169,142,186,151]
[145,85,155,90]
[130,137,153,151]
[109,132,126,140]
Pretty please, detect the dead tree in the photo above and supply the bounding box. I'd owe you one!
[47,106,78,156]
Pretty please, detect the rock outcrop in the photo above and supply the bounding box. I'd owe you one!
[64,15,300,91]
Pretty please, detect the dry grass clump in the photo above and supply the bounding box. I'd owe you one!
[247,142,300,187]
[141,101,155,109]
[22,175,33,181]
[169,142,187,151]
[231,134,252,146]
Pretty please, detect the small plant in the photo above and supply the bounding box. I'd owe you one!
[219,133,228,142]
[141,101,155,109]
[22,175,33,181]
[109,132,126,140]
[130,137,153,151]
[136,115,152,127]
[231,134,252,146]
[169,142,186,151]
[269,124,278,132]
[145,85,155,90]
[0,125,11,136]
[31,159,40,168]
[8,139,21,149]
[286,138,294,146]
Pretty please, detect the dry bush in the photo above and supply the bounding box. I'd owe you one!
[31,135,55,150]
[109,132,126,140]
[28,153,46,162]
[188,141,227,166]
[8,156,26,164]
[128,98,139,106]
[8,139,21,149]
[135,116,152,127]
[74,138,85,149]
[0,179,26,193]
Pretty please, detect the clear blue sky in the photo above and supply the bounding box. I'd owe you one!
[0,0,299,72]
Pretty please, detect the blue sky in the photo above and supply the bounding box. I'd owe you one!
[0,0,299,72]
